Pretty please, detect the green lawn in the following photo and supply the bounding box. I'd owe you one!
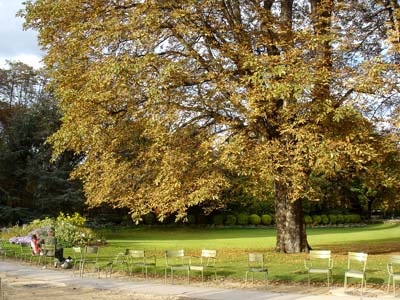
[4,223,400,286]
[86,223,400,286]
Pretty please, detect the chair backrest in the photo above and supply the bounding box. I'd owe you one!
[72,247,83,260]
[309,250,331,259]
[201,249,216,258]
[201,249,216,266]
[347,252,367,271]
[390,255,400,265]
[128,249,145,258]
[165,249,185,266]
[85,246,99,261]
[248,252,264,267]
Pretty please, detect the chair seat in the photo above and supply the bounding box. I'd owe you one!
[345,270,365,278]
[309,268,330,274]
[392,273,400,280]
[190,265,205,271]
[170,265,189,270]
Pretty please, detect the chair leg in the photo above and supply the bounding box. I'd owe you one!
[387,275,391,293]
[344,275,347,290]
[245,271,248,284]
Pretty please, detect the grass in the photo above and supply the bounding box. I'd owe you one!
[4,223,400,287]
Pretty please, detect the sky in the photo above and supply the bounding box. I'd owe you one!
[0,0,43,69]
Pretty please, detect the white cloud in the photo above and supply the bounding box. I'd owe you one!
[0,0,44,69]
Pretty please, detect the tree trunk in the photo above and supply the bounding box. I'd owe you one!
[275,181,309,253]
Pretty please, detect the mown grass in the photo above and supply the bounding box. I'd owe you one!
[4,223,400,287]
[89,223,400,286]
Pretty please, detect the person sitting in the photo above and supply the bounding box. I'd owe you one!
[44,228,65,267]
[30,234,41,255]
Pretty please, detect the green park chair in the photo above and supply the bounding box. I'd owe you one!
[304,250,333,287]
[164,249,189,283]
[126,249,157,278]
[189,249,217,283]
[387,255,400,296]
[344,252,368,295]
[245,252,268,285]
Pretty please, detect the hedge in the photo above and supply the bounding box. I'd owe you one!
[237,213,249,225]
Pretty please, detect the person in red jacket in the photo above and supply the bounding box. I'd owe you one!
[30,234,41,255]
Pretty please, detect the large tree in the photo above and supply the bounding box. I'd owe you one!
[23,0,400,252]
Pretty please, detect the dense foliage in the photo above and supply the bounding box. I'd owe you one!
[22,0,400,252]
[0,62,84,225]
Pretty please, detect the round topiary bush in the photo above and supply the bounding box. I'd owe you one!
[336,214,344,224]
[321,214,329,225]
[237,213,249,225]
[261,214,273,225]
[249,214,261,225]
[328,214,337,224]
[225,214,237,226]
[213,214,225,225]
[312,215,322,225]
[351,214,362,223]
[304,215,313,225]
[344,214,352,224]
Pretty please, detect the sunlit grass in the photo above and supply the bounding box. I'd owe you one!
[88,224,400,285]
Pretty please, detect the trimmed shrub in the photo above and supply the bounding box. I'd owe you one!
[304,215,313,225]
[237,213,249,225]
[312,215,321,225]
[144,213,156,225]
[213,214,225,225]
[249,214,261,225]
[225,214,237,226]
[344,214,352,224]
[321,214,329,225]
[351,214,362,223]
[336,214,344,224]
[261,214,273,225]
[328,214,337,224]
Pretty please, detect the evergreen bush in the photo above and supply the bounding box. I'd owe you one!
[328,214,337,224]
[304,215,313,225]
[312,215,321,225]
[224,214,237,226]
[237,213,249,225]
[213,214,225,225]
[336,214,344,224]
[261,214,273,225]
[249,214,261,225]
[344,214,352,223]
[321,214,329,225]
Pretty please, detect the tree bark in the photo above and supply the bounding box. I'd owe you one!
[275,181,309,253]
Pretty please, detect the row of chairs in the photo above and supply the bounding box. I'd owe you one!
[3,240,400,295]
[70,248,218,283]
[304,250,400,296]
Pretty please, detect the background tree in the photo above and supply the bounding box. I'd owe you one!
[0,62,84,225]
[23,0,400,252]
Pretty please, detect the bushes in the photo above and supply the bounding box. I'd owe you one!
[213,214,225,225]
[225,214,237,226]
[261,214,273,225]
[312,215,322,225]
[249,214,261,225]
[328,214,337,225]
[304,215,313,225]
[237,213,249,225]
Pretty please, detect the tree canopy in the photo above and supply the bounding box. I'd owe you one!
[22,0,400,252]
